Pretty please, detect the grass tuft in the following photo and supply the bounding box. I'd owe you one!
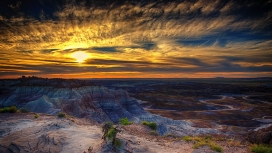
[251,144,272,153]
[210,142,223,152]
[148,122,158,130]
[57,112,66,118]
[182,136,192,142]
[193,140,207,149]
[0,106,17,113]
[34,114,39,119]
[119,117,133,125]
[142,121,149,126]
[183,135,223,152]
[142,121,157,130]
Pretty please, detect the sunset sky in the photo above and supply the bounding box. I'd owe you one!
[0,0,272,78]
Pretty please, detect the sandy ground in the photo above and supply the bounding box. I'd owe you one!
[0,113,249,153]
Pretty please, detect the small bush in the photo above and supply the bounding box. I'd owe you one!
[0,106,17,113]
[148,122,157,130]
[251,144,272,153]
[34,114,39,119]
[102,122,114,140]
[142,121,157,130]
[142,121,149,126]
[9,106,17,113]
[119,117,133,125]
[0,107,8,113]
[19,107,28,113]
[107,128,117,140]
[57,112,66,118]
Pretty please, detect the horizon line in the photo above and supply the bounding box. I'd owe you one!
[1,76,272,80]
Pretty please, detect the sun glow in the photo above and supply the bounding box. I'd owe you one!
[71,51,90,63]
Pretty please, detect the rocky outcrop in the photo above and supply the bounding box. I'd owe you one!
[0,120,65,153]
[247,124,272,144]
[0,114,104,153]
[0,79,219,136]
[25,95,61,115]
[0,85,138,123]
[0,114,249,153]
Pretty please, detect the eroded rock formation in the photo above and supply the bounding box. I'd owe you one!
[0,79,219,136]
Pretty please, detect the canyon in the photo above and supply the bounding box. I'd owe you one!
[0,77,271,152]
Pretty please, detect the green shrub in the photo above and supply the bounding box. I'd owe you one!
[107,128,117,140]
[142,121,149,126]
[102,122,114,140]
[142,121,157,130]
[119,117,133,125]
[251,144,272,153]
[102,124,122,149]
[34,114,39,119]
[148,122,157,130]
[106,127,122,149]
[57,112,66,118]
[9,106,17,113]
[19,107,28,113]
[0,107,8,113]
[0,106,17,113]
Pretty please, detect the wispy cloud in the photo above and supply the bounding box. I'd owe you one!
[0,0,271,78]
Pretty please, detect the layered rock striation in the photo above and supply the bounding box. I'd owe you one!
[0,79,219,136]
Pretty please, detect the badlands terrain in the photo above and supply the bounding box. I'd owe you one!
[0,77,272,153]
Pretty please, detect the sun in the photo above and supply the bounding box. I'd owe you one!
[71,51,90,63]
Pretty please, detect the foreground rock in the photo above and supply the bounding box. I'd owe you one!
[0,79,219,136]
[0,113,103,153]
[247,124,272,144]
[0,113,248,153]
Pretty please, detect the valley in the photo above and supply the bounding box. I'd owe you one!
[93,78,272,135]
[0,77,271,152]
